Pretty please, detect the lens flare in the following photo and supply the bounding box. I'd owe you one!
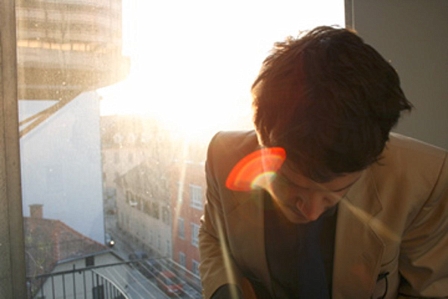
[226,147,286,191]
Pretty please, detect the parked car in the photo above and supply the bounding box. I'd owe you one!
[156,270,183,296]
[138,258,163,279]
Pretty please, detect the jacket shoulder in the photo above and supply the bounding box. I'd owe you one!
[207,130,259,163]
[387,133,447,159]
[205,131,259,192]
[373,133,448,204]
[383,133,447,173]
[209,130,258,150]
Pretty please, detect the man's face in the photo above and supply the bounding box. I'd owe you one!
[268,162,362,224]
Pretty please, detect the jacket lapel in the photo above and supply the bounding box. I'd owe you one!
[332,169,385,299]
[226,189,273,293]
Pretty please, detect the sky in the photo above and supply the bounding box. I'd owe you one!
[98,0,345,140]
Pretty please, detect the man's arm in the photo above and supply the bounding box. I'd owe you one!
[398,152,448,298]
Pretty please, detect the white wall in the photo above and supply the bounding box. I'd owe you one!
[347,0,448,150]
[20,91,105,243]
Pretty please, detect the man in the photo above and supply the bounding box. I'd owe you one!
[198,26,448,298]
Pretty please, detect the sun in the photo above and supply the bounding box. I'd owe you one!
[99,0,345,141]
[99,72,253,142]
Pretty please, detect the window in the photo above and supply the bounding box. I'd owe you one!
[190,184,203,210]
[2,1,345,297]
[151,202,160,219]
[125,191,131,204]
[191,223,200,247]
[143,200,151,215]
[129,193,137,207]
[166,240,171,257]
[162,206,170,225]
[179,252,186,268]
[192,260,200,276]
[178,218,185,240]
[136,196,142,210]
[85,256,94,267]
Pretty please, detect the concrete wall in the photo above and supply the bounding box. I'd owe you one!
[347,0,448,150]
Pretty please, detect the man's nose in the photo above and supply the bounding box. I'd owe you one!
[295,193,327,221]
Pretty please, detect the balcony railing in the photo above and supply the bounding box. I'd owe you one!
[27,262,129,299]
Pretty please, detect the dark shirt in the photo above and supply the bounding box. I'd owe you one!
[260,193,337,298]
[211,192,337,299]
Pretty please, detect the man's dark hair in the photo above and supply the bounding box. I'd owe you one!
[252,26,412,182]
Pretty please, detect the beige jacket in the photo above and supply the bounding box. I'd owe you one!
[199,131,448,299]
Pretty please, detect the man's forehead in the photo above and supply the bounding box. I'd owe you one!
[279,161,362,192]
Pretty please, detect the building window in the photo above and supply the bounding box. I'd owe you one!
[125,191,131,204]
[151,202,160,219]
[192,259,200,276]
[113,133,123,144]
[143,200,151,215]
[191,223,200,247]
[85,256,94,267]
[178,218,185,239]
[179,252,186,268]
[136,196,142,210]
[129,193,137,208]
[190,184,203,210]
[162,206,170,225]
[166,240,171,257]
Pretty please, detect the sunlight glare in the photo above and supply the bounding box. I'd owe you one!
[99,0,345,140]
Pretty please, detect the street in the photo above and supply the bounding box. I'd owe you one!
[104,213,202,299]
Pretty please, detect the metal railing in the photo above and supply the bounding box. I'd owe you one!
[27,262,130,299]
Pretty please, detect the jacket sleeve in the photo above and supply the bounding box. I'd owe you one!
[398,152,448,298]
[198,133,244,299]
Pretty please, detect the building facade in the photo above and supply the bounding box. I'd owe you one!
[171,160,206,288]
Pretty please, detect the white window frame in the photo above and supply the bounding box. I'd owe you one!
[192,259,200,276]
[191,223,200,247]
[189,184,203,210]
[179,252,186,268]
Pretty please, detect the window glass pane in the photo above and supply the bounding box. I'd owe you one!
[190,184,203,210]
[17,0,344,297]
[191,223,200,247]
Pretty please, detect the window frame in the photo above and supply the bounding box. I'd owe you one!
[191,223,200,247]
[189,184,203,210]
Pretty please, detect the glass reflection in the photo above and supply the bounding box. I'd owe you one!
[17,0,344,298]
